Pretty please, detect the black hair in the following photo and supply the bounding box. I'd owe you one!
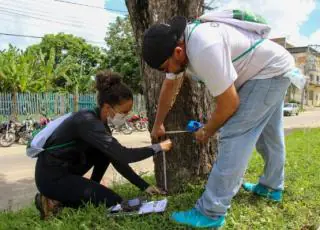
[95,70,133,107]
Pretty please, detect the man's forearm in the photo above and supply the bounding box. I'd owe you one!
[205,84,240,136]
[154,78,181,127]
[205,107,236,135]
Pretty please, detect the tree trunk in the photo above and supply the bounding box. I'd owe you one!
[126,0,217,193]
[11,91,18,120]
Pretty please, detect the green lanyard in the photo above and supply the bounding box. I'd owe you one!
[186,20,265,63]
[232,38,265,63]
[187,20,201,42]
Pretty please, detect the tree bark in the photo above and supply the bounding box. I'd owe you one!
[11,91,18,120]
[125,0,217,193]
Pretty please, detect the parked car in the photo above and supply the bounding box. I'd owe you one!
[283,103,299,116]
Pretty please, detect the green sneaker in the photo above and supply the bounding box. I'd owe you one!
[171,208,225,228]
[242,183,283,202]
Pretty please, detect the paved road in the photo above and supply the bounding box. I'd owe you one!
[0,132,152,211]
[0,108,319,211]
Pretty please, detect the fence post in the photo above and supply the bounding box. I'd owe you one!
[73,85,79,112]
[0,92,145,118]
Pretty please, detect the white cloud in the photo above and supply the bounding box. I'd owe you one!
[0,0,124,50]
[309,29,320,45]
[1,0,317,50]
[216,0,317,46]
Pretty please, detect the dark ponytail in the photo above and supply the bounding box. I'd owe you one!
[95,70,133,107]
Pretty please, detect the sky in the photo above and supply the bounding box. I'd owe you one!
[0,0,125,50]
[0,0,319,50]
[215,0,320,46]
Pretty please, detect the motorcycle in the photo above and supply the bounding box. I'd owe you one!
[16,115,35,145]
[0,115,36,147]
[126,113,148,132]
[0,120,16,147]
[33,114,51,130]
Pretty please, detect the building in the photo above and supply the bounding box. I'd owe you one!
[271,37,320,107]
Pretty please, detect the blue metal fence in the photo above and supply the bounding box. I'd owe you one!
[0,92,145,117]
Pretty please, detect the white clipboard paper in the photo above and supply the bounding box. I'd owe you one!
[107,199,168,217]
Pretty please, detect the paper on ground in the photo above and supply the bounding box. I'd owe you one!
[109,198,168,215]
[138,198,168,214]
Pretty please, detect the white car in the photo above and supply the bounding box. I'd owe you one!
[283,103,299,116]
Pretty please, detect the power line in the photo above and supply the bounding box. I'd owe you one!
[0,32,106,45]
[0,3,116,35]
[53,0,128,14]
[0,9,83,28]
[0,32,42,39]
[2,0,82,23]
[0,12,111,39]
[1,0,125,28]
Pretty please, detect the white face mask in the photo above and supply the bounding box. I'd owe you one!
[109,113,127,126]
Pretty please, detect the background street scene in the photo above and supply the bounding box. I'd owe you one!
[1,108,319,211]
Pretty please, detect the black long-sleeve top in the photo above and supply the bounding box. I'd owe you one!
[43,108,161,190]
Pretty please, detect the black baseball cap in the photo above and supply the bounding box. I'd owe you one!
[142,16,187,69]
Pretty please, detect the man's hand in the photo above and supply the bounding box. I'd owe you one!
[145,185,167,195]
[151,124,166,141]
[195,84,239,144]
[194,126,213,144]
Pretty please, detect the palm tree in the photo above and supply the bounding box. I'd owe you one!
[32,48,74,92]
[0,46,35,118]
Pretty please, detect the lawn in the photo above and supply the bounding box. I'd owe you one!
[0,129,319,230]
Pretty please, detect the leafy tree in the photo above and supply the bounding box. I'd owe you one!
[0,45,35,116]
[103,17,142,93]
[26,48,75,92]
[27,33,103,93]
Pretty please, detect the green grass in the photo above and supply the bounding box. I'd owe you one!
[0,129,320,230]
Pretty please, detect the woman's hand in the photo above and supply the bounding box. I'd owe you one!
[145,185,167,195]
[159,139,172,152]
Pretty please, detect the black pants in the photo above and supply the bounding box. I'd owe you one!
[35,150,123,208]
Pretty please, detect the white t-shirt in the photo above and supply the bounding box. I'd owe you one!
[166,22,295,97]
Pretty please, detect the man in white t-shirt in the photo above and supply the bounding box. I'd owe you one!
[142,15,294,228]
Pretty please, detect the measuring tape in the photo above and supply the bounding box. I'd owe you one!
[162,150,167,191]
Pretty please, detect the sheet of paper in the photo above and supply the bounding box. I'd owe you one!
[108,199,168,216]
[110,204,122,212]
[138,199,168,214]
